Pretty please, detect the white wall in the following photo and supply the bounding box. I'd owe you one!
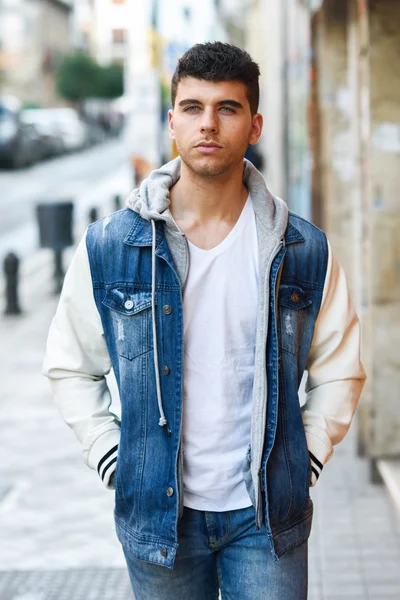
[244,1,286,198]
[0,0,72,106]
[159,0,227,80]
[91,0,130,65]
[159,0,225,45]
[123,0,228,168]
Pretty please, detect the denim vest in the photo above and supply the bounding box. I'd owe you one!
[86,208,328,567]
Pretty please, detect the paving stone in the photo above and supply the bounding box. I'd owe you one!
[0,570,134,600]
[308,419,400,598]
[0,485,12,503]
[320,547,360,560]
[322,582,367,596]
[367,581,400,593]
[324,596,365,600]
[308,585,323,600]
[322,570,364,584]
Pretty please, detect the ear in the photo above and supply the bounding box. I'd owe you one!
[249,113,263,145]
[168,109,176,140]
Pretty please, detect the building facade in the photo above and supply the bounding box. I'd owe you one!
[216,0,400,479]
[216,0,312,219]
[311,0,400,479]
[0,0,73,107]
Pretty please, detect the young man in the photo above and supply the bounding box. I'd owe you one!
[44,43,366,599]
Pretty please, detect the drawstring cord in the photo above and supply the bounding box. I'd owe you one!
[151,219,167,427]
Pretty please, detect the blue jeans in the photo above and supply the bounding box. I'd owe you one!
[123,505,308,599]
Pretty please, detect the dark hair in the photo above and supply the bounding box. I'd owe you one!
[171,42,260,114]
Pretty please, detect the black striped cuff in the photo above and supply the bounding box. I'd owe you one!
[309,450,323,482]
[98,444,118,486]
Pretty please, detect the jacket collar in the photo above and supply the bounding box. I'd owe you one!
[124,213,164,247]
[285,220,305,245]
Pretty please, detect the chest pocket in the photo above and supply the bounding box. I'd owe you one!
[102,288,154,361]
[278,284,312,356]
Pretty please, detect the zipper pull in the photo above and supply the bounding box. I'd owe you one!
[258,468,264,491]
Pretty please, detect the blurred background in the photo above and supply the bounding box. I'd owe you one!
[0,0,399,599]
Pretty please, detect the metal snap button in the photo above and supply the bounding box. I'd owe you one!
[162,366,170,376]
[291,292,299,303]
[162,305,172,315]
[166,487,174,497]
[160,547,167,557]
[124,299,134,310]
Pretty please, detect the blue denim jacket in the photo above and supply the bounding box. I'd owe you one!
[86,204,328,567]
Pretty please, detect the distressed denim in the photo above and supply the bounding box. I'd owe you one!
[123,505,308,600]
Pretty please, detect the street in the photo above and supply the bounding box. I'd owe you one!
[0,139,132,262]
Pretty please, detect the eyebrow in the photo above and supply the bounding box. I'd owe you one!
[178,99,244,109]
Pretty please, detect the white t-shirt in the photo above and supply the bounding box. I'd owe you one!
[182,195,259,511]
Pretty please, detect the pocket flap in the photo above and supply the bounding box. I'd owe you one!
[278,284,312,310]
[102,288,153,316]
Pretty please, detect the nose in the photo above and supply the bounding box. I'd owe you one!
[199,109,218,134]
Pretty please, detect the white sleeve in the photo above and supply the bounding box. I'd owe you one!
[42,230,120,489]
[303,240,366,486]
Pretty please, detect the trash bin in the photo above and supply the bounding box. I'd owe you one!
[36,201,74,250]
[36,201,74,294]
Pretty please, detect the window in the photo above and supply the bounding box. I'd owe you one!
[112,29,126,45]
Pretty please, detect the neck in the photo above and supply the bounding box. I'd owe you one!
[170,159,248,224]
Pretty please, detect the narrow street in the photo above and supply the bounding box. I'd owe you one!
[0,139,132,262]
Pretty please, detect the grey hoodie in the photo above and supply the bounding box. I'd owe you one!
[126,156,288,526]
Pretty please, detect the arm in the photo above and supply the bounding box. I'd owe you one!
[42,231,120,489]
[303,241,366,486]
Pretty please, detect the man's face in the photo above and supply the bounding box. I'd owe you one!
[168,77,263,178]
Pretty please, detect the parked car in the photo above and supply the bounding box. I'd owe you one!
[21,109,65,159]
[47,108,88,152]
[0,96,42,168]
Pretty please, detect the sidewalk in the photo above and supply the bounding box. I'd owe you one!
[308,424,400,599]
[0,245,400,599]
[0,248,133,599]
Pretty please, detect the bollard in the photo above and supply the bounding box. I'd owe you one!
[89,207,98,223]
[53,250,64,295]
[3,252,22,315]
[113,194,122,211]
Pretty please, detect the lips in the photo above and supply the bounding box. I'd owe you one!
[195,142,222,148]
[194,142,222,154]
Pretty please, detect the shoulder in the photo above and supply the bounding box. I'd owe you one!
[85,208,147,259]
[87,208,138,244]
[284,212,329,291]
[85,209,142,279]
[287,211,327,244]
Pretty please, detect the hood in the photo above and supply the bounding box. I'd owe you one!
[126,157,182,232]
[126,156,288,242]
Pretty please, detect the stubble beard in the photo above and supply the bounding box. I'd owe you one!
[178,145,245,179]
